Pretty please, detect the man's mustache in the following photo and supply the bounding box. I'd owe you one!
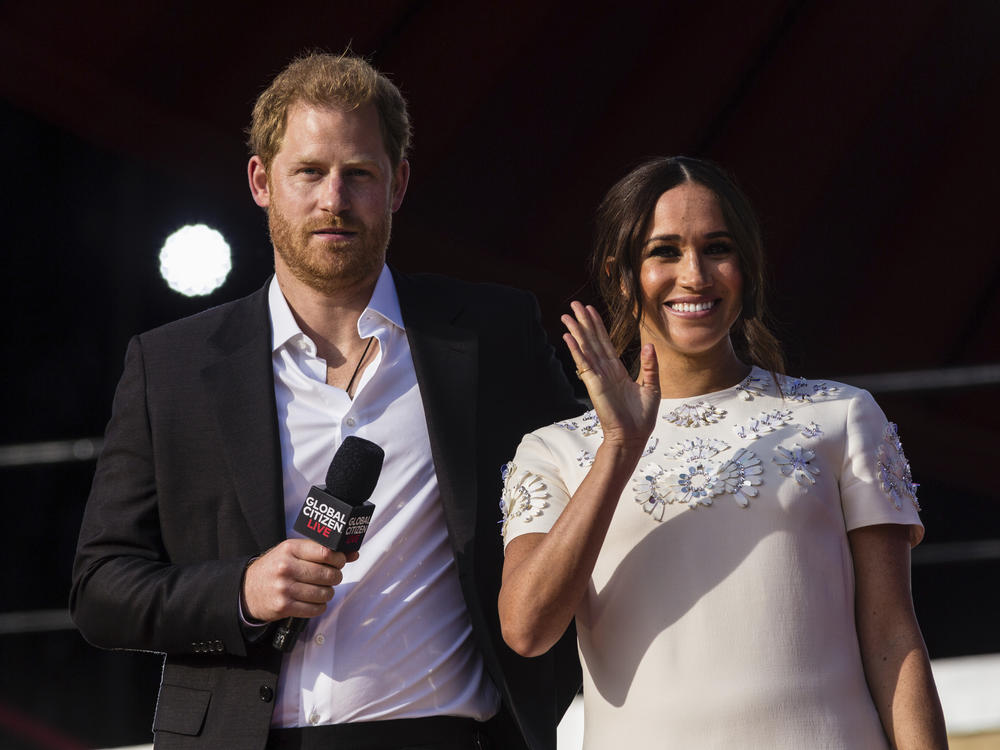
[306,215,362,233]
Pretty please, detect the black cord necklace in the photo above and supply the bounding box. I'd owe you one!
[345,336,374,398]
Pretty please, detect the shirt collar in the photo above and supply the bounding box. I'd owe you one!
[268,265,404,354]
[268,276,302,353]
[360,264,405,337]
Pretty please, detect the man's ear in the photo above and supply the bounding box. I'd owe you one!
[248,156,271,208]
[390,159,410,213]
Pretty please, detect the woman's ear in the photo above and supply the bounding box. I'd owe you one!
[606,256,630,298]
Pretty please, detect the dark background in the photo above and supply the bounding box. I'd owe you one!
[2,1,998,747]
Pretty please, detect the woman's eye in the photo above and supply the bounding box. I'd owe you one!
[706,242,734,255]
[648,245,680,259]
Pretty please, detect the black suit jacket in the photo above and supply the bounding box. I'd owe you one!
[71,269,583,750]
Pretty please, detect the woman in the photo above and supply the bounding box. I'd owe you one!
[498,157,947,748]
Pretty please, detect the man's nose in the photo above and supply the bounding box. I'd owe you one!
[319,175,350,213]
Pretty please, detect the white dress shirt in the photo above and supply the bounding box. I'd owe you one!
[267,266,499,726]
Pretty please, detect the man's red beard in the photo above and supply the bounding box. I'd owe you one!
[268,205,391,295]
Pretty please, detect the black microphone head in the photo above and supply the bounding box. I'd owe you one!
[324,436,384,506]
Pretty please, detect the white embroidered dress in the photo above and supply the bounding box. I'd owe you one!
[501,368,922,749]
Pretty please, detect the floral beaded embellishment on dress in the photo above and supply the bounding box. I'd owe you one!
[876,422,920,511]
[499,462,550,536]
[557,410,658,457]
[663,401,728,428]
[773,443,821,487]
[715,448,764,507]
[633,464,674,519]
[671,461,726,507]
[798,421,823,439]
[668,437,730,461]
[642,437,659,457]
[733,409,795,440]
[556,410,602,437]
[735,371,772,401]
[633,443,766,516]
[780,376,841,403]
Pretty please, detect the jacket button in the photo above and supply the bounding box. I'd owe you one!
[259,685,274,703]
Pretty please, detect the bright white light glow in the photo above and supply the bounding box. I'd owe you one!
[159,224,232,296]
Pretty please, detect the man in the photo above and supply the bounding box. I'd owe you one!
[71,52,581,750]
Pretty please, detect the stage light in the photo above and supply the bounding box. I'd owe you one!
[159,224,232,296]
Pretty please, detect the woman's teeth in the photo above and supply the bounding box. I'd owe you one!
[669,301,715,312]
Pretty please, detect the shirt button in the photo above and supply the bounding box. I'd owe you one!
[315,633,325,645]
[344,417,356,427]
[259,685,274,703]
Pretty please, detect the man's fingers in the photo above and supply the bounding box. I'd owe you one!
[288,580,337,606]
[243,539,355,621]
[282,538,351,568]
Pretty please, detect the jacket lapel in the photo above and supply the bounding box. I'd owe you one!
[394,270,480,565]
[201,283,286,551]
[195,272,482,557]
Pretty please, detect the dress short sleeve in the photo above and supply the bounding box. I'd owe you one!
[840,388,924,546]
[500,431,572,548]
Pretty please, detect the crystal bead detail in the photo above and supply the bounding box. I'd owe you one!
[716,448,764,507]
[499,461,550,536]
[781,376,841,403]
[876,422,920,511]
[735,371,772,401]
[633,463,673,520]
[734,409,795,440]
[668,437,730,460]
[798,421,823,439]
[773,443,820,487]
[556,410,603,437]
[663,401,728,428]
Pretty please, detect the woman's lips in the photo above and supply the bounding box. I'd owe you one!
[666,299,719,314]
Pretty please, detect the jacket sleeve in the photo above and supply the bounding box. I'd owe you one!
[70,336,255,658]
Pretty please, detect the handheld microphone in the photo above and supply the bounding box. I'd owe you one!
[272,436,384,652]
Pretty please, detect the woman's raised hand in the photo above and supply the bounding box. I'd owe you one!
[562,301,660,450]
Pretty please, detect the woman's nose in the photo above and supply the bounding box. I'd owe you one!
[678,251,710,289]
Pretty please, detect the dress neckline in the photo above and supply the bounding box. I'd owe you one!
[656,365,767,407]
